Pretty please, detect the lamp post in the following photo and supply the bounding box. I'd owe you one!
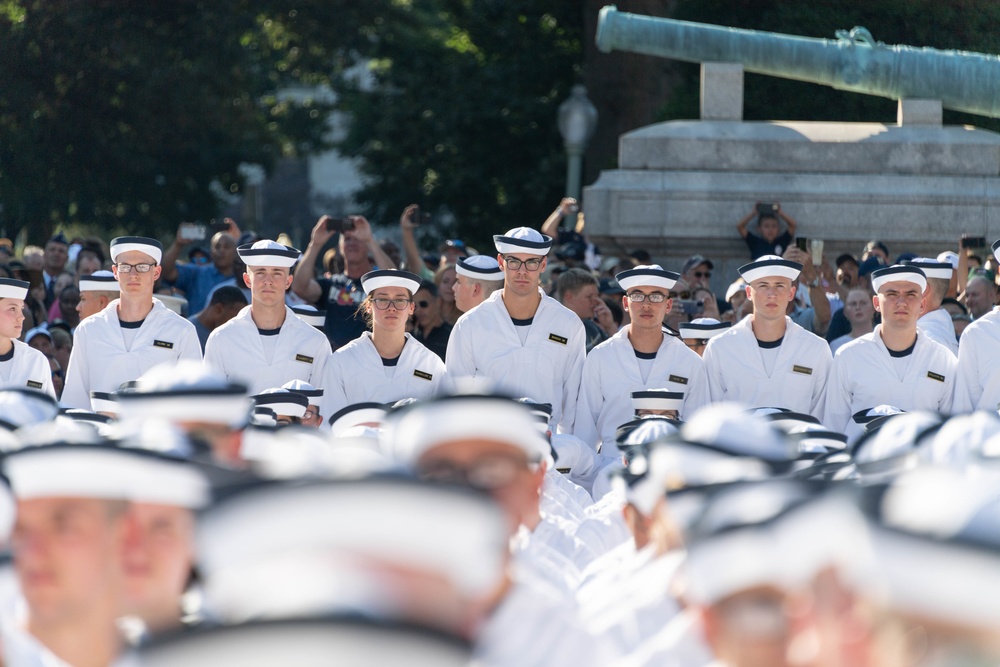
[557,85,598,201]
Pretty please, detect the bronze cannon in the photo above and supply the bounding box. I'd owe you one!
[596,5,1000,119]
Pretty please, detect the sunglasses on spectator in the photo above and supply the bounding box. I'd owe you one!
[416,300,432,308]
[669,291,692,299]
[693,271,712,278]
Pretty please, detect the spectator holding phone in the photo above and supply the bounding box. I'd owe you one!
[736,202,798,260]
[161,219,241,314]
[557,269,617,352]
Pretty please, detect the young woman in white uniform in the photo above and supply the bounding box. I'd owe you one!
[0,278,55,397]
[327,270,446,416]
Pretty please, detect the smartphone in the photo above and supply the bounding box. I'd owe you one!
[679,300,704,316]
[180,225,207,241]
[796,237,809,252]
[757,202,779,216]
[410,207,431,227]
[208,220,230,235]
[961,234,986,249]
[325,217,355,233]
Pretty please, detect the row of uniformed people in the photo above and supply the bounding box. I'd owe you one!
[20,229,1000,463]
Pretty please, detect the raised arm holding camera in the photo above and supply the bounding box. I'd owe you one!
[161,219,241,314]
[736,202,798,259]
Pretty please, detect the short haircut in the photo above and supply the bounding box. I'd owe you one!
[942,297,967,315]
[50,327,72,350]
[556,268,598,301]
[208,285,249,308]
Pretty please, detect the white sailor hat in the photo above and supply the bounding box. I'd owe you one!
[251,407,277,427]
[384,394,551,465]
[114,361,251,428]
[281,379,324,408]
[0,278,28,300]
[993,238,1000,264]
[492,227,553,256]
[859,467,1000,629]
[614,264,679,292]
[684,480,823,605]
[725,278,747,302]
[681,403,797,467]
[550,433,596,476]
[138,617,474,667]
[58,409,114,431]
[738,254,802,283]
[0,388,59,432]
[290,304,325,328]
[237,240,301,268]
[252,389,309,419]
[456,255,504,281]
[631,389,684,413]
[78,270,119,292]
[240,424,335,478]
[329,402,389,436]
[4,425,210,507]
[852,410,944,466]
[194,476,509,616]
[90,391,119,415]
[110,236,163,264]
[870,264,927,293]
[678,318,731,340]
[24,327,51,345]
[901,257,952,280]
[360,269,422,296]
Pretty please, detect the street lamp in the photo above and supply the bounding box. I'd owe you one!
[557,84,598,201]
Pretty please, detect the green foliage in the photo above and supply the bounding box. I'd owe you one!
[334,0,584,250]
[663,0,1000,132]
[0,1,361,243]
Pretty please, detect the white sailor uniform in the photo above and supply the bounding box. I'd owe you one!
[824,326,956,439]
[204,305,336,417]
[702,315,832,419]
[575,327,709,453]
[327,332,446,414]
[62,299,202,409]
[0,340,55,398]
[446,288,585,433]
[953,307,1000,412]
[917,307,958,356]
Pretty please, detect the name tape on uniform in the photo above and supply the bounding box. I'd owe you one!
[927,371,945,383]
[153,340,174,349]
[413,370,434,381]
[668,374,688,385]
[548,333,568,345]
[295,354,314,364]
[792,365,813,375]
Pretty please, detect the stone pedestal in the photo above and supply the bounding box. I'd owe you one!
[583,120,1000,296]
[700,63,743,121]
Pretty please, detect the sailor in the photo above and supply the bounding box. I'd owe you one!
[75,270,120,321]
[954,239,1000,412]
[326,270,446,414]
[0,279,56,398]
[446,227,585,433]
[281,379,325,428]
[703,255,832,419]
[62,237,202,409]
[575,265,708,452]
[902,257,958,355]
[203,240,336,419]
[251,388,309,426]
[824,265,956,440]
[453,255,504,313]
[677,317,730,357]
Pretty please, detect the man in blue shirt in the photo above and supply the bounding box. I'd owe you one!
[161,220,240,314]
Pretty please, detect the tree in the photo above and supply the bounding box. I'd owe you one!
[0,1,378,244]
[334,0,585,251]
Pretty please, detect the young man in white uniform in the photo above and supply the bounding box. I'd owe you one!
[954,240,1000,412]
[327,270,446,414]
[446,227,585,433]
[62,237,202,410]
[902,257,958,356]
[824,265,956,440]
[453,255,504,313]
[703,255,832,419]
[204,240,336,418]
[0,279,56,397]
[575,265,708,453]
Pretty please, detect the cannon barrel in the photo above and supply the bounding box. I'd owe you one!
[596,5,1000,119]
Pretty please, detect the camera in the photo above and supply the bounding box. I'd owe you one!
[961,234,986,249]
[325,218,355,233]
[409,207,431,227]
[679,300,704,316]
[757,202,779,217]
[179,225,206,241]
[796,237,809,252]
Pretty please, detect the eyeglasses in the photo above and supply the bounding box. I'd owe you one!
[626,292,668,303]
[419,455,529,490]
[502,256,543,272]
[694,271,712,278]
[372,297,412,310]
[669,291,692,299]
[115,262,156,273]
[416,300,431,308]
[303,409,319,420]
